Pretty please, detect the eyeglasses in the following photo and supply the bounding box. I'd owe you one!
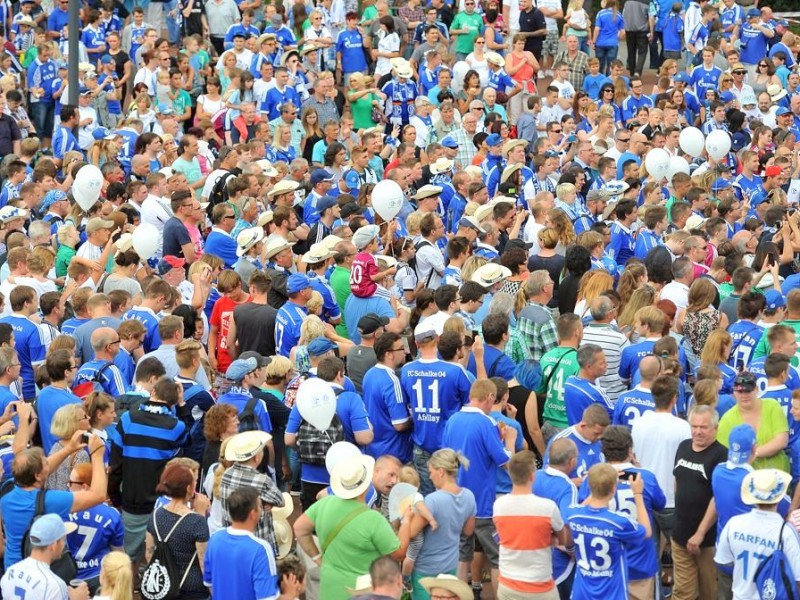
[223,214,236,220]
[733,70,746,75]
[551,129,562,133]
[67,365,78,371]
[389,347,405,353]
[68,480,84,486]
[472,107,484,111]
[108,339,121,346]
[619,137,631,142]
[475,40,485,44]
[603,89,613,93]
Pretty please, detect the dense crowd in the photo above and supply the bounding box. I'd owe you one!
[1,0,800,599]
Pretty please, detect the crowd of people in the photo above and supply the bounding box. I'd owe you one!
[0,0,800,599]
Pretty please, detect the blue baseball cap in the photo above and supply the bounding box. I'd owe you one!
[673,72,689,83]
[286,273,310,294]
[764,289,786,311]
[777,107,791,117]
[79,86,91,96]
[711,178,732,192]
[746,7,760,18]
[486,133,503,147]
[440,136,459,149]
[307,337,337,357]
[316,195,338,214]
[720,90,736,103]
[225,358,258,382]
[100,55,114,65]
[728,424,756,464]
[310,168,334,186]
[29,514,77,547]
[40,189,68,212]
[156,102,175,115]
[92,127,118,141]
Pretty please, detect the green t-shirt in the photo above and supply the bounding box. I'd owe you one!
[450,12,484,54]
[350,92,378,131]
[55,245,75,279]
[330,265,352,338]
[361,5,378,24]
[753,318,800,367]
[537,346,580,428]
[717,397,790,473]
[306,495,400,600]
[172,88,193,115]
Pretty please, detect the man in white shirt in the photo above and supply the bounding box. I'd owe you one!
[140,171,173,260]
[660,256,693,314]
[76,217,114,262]
[632,375,690,548]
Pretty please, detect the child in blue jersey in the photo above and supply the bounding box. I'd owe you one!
[613,356,660,428]
[761,354,797,434]
[567,463,651,600]
[544,404,609,482]
[662,3,684,59]
[727,291,766,369]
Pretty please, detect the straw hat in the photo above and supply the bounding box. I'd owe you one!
[472,263,512,287]
[236,227,265,257]
[429,157,454,175]
[420,575,473,600]
[224,431,272,462]
[273,519,294,559]
[329,454,375,499]
[268,179,300,198]
[741,469,791,505]
[346,574,373,596]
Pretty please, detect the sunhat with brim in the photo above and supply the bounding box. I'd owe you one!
[268,179,300,198]
[395,64,414,79]
[429,157,454,175]
[301,43,320,56]
[768,84,787,103]
[255,160,279,177]
[485,52,505,67]
[257,211,274,228]
[501,163,522,183]
[330,454,375,499]
[302,243,337,264]
[319,235,343,252]
[326,441,362,474]
[376,255,398,269]
[684,214,706,231]
[420,575,473,600]
[264,237,294,259]
[224,431,272,462]
[257,32,277,46]
[346,574,373,596]
[114,233,134,256]
[273,519,294,559]
[472,263,512,287]
[272,492,295,522]
[458,216,485,233]
[414,184,443,200]
[741,469,791,505]
[473,203,494,223]
[236,226,265,257]
[502,139,528,157]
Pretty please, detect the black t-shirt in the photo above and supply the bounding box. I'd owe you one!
[251,386,291,485]
[107,49,130,82]
[182,0,206,36]
[162,216,192,259]
[519,8,546,53]
[232,302,277,358]
[0,114,21,157]
[672,439,728,547]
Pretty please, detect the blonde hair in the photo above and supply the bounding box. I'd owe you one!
[700,330,733,365]
[546,208,576,246]
[48,334,76,355]
[298,314,325,344]
[442,316,466,338]
[461,255,489,283]
[399,465,421,486]
[538,228,559,250]
[213,438,234,499]
[50,403,86,440]
[428,448,470,477]
[406,211,425,237]
[264,355,293,381]
[617,285,657,329]
[99,551,133,600]
[166,456,200,477]
[616,262,647,311]
[29,246,55,275]
[577,270,614,308]
[555,183,576,202]
[692,379,718,409]
[306,290,324,316]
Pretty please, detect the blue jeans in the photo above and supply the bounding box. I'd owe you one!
[413,446,434,496]
[165,0,180,44]
[595,45,618,76]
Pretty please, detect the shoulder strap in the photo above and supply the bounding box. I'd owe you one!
[321,503,368,554]
[96,361,114,379]
[487,353,505,378]
[35,488,47,518]
[543,348,578,391]
[242,395,258,414]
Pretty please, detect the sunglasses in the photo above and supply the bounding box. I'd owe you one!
[733,70,746,74]
[759,63,768,67]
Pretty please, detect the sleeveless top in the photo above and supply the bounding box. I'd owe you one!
[683,309,721,358]
[507,52,536,93]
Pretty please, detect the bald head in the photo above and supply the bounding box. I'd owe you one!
[548,438,578,468]
[639,355,662,384]
[91,327,119,352]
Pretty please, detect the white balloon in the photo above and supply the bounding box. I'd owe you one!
[679,127,705,158]
[644,148,671,181]
[372,179,405,222]
[451,61,470,94]
[296,378,337,431]
[72,165,104,212]
[705,130,732,161]
[666,155,691,181]
[325,441,361,474]
[132,224,159,258]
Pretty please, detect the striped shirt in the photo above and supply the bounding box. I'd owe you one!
[580,323,630,402]
[493,494,564,594]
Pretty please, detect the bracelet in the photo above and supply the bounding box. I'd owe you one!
[311,553,322,562]
[91,446,104,456]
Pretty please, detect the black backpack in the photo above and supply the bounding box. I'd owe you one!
[22,490,78,584]
[238,396,260,432]
[297,408,344,466]
[206,171,235,218]
[140,509,197,600]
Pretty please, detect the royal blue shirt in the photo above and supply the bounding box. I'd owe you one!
[204,528,279,600]
[633,229,662,261]
[67,503,125,580]
[533,467,578,583]
[613,386,656,428]
[491,410,524,494]
[0,314,45,400]
[52,124,79,161]
[442,407,510,517]
[362,364,413,463]
[36,386,82,454]
[262,85,301,120]
[335,29,368,73]
[544,426,604,479]
[594,8,624,47]
[662,13,683,51]
[27,58,57,103]
[739,23,770,65]
[727,320,764,369]
[564,376,614,426]
[621,94,653,123]
[204,230,239,269]
[2,487,73,568]
[609,222,635,268]
[275,301,308,357]
[400,358,471,453]
[567,505,647,599]
[114,127,139,174]
[218,387,273,433]
[74,359,127,398]
[619,339,658,382]
[122,306,162,354]
[466,345,516,380]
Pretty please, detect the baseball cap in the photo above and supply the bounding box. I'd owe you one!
[353,224,380,250]
[100,55,114,65]
[79,86,92,96]
[414,322,438,344]
[485,133,503,147]
[310,169,334,186]
[764,289,786,311]
[341,202,364,219]
[157,255,186,275]
[29,514,78,547]
[505,239,533,252]
[765,165,783,177]
[728,424,756,465]
[746,7,760,18]
[711,178,732,192]
[85,217,114,233]
[776,107,791,117]
[92,127,119,141]
[357,313,390,336]
[225,358,258,382]
[734,371,757,393]
[286,273,311,294]
[673,72,689,83]
[316,195,338,214]
[239,351,271,368]
[720,90,736,103]
[156,103,175,115]
[307,337,337,357]
[440,136,459,149]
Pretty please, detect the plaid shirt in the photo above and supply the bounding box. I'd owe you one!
[517,301,558,362]
[453,126,477,169]
[554,50,589,93]
[301,95,340,129]
[220,462,285,555]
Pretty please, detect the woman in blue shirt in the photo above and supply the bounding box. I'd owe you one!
[593,0,625,75]
[272,123,297,164]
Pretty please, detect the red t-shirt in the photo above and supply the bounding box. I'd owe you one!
[209,294,251,373]
[350,251,379,298]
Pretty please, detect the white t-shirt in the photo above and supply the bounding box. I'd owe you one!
[1,557,68,600]
[661,280,689,312]
[631,411,691,508]
[537,0,561,31]
[78,106,99,150]
[523,220,544,256]
[551,79,576,101]
[375,31,400,77]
